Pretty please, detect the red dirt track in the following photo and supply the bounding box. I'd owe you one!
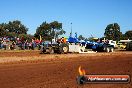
[0,51,132,88]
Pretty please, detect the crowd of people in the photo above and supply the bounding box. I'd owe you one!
[0,37,41,50]
[0,36,68,51]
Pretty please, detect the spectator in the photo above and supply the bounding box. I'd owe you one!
[31,39,36,50]
[0,41,2,49]
[0,37,2,41]
[10,41,16,50]
[0,41,3,49]
[3,40,7,50]
[25,40,28,50]
[29,42,32,50]
[12,41,16,49]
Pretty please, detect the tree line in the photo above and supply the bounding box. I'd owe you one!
[34,21,65,40]
[0,20,132,41]
[0,20,65,41]
[78,23,132,41]
[104,23,132,40]
[0,20,28,37]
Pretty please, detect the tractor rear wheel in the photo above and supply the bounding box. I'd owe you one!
[59,43,69,54]
[49,47,54,54]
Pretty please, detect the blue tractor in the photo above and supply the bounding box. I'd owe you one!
[85,40,114,52]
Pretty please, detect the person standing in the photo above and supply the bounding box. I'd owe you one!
[12,41,16,50]
[0,41,2,49]
[3,40,7,50]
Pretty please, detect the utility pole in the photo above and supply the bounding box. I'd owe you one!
[70,23,72,37]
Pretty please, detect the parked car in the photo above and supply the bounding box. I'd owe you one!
[116,43,126,49]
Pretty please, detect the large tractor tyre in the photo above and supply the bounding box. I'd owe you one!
[59,44,69,54]
[49,47,54,54]
[40,48,44,54]
[40,45,47,54]
[40,47,45,54]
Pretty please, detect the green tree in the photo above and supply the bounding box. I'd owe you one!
[104,23,122,40]
[0,20,28,38]
[35,22,51,40]
[35,21,66,41]
[0,23,7,36]
[50,21,65,39]
[7,20,28,34]
[85,38,89,41]
[78,35,85,40]
[124,30,132,39]
[87,37,94,41]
